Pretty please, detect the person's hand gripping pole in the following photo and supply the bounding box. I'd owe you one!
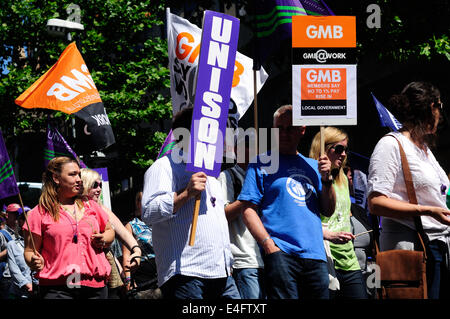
[188,172,207,246]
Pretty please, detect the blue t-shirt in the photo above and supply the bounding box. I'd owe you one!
[238,152,326,261]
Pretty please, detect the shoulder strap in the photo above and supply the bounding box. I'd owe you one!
[227,167,243,199]
[387,134,427,257]
[0,229,12,242]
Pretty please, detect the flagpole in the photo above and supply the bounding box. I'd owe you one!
[188,10,206,247]
[320,126,332,181]
[252,0,260,154]
[17,192,37,253]
[320,126,325,155]
[0,128,37,253]
[253,69,259,154]
[188,194,201,246]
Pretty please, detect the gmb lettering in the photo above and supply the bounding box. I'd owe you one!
[175,31,244,87]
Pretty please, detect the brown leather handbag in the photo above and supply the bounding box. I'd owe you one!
[374,135,428,299]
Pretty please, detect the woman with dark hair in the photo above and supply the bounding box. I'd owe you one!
[23,157,115,299]
[368,81,450,299]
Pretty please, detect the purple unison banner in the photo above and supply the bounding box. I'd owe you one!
[45,124,87,169]
[186,10,240,177]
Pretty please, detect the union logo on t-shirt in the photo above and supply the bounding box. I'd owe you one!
[286,174,315,206]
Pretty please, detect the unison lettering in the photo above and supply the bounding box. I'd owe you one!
[194,15,234,171]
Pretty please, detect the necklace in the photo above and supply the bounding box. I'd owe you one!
[62,204,79,244]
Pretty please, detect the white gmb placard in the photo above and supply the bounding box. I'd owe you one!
[293,64,357,126]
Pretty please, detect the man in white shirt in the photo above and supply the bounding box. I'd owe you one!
[218,131,265,299]
[142,107,240,299]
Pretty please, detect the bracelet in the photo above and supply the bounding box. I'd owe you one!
[123,276,131,284]
[130,245,141,253]
[321,178,333,186]
[261,236,271,245]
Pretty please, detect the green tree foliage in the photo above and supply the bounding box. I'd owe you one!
[0,0,171,185]
[1,0,448,186]
[331,0,450,63]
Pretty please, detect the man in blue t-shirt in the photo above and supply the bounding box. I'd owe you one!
[238,105,336,299]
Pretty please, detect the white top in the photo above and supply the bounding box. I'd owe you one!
[141,150,233,286]
[218,166,264,269]
[367,132,450,242]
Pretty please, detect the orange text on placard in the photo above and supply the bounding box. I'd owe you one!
[175,31,243,87]
[292,16,356,48]
[301,68,347,100]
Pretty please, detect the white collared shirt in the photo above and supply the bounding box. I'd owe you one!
[142,151,233,286]
[368,132,450,242]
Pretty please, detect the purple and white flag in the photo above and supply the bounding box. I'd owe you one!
[186,11,240,177]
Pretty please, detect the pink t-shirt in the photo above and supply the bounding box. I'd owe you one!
[24,200,111,288]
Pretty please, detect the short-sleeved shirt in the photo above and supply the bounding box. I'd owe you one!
[23,200,111,288]
[368,132,450,242]
[129,217,155,259]
[218,165,264,269]
[238,152,326,262]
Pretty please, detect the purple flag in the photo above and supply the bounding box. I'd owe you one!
[157,130,176,160]
[186,11,240,177]
[299,0,334,16]
[0,129,19,199]
[45,124,87,168]
[253,0,333,68]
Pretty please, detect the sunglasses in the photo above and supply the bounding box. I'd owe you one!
[92,181,102,189]
[330,144,348,155]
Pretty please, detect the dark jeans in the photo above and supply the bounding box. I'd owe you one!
[160,274,241,299]
[426,240,450,299]
[39,285,108,299]
[263,250,329,299]
[330,269,368,299]
[133,258,157,287]
[232,268,265,299]
[0,277,12,299]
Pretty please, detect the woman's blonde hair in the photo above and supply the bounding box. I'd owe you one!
[39,157,83,222]
[80,168,101,199]
[309,126,349,186]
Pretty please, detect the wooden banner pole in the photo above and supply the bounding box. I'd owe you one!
[320,126,333,181]
[189,194,201,246]
[17,192,37,253]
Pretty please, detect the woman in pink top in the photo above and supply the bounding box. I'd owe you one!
[23,157,115,299]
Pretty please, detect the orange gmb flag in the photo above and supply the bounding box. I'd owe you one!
[16,42,115,152]
[15,42,102,114]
